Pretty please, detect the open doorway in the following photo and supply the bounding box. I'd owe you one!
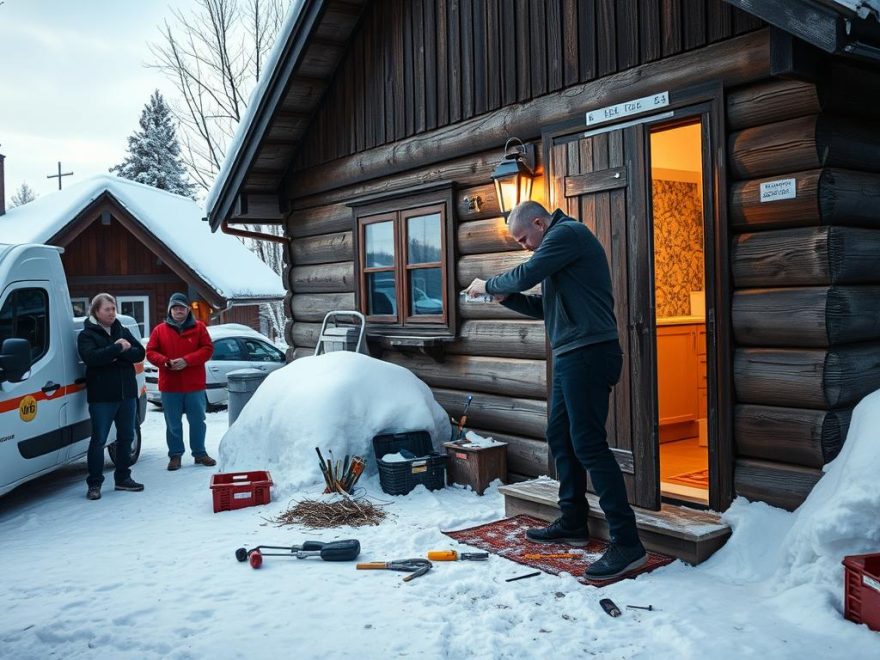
[649,120,709,505]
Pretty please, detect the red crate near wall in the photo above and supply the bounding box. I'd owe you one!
[210,471,273,513]
[843,552,880,631]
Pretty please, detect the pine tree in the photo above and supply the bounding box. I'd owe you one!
[10,182,37,207]
[111,90,196,198]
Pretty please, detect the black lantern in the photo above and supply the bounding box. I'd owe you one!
[491,138,535,221]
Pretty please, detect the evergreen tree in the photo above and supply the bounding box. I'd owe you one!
[111,90,196,198]
[10,181,37,207]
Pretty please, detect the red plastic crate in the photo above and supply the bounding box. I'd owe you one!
[843,552,880,631]
[210,471,273,513]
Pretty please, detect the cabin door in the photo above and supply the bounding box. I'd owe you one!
[547,124,659,510]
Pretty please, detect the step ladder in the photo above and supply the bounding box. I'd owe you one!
[314,310,368,356]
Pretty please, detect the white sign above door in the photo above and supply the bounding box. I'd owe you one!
[586,92,670,127]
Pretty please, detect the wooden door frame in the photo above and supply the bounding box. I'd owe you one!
[540,82,734,512]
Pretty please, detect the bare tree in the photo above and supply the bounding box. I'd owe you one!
[149,0,286,192]
[151,0,289,342]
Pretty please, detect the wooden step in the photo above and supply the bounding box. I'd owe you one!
[498,478,731,565]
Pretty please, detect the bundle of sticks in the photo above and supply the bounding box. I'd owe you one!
[315,447,366,494]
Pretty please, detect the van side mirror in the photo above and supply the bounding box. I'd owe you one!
[0,338,31,383]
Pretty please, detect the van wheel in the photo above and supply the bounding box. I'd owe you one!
[108,424,142,466]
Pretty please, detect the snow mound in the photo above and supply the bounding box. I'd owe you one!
[218,352,451,494]
[774,388,880,595]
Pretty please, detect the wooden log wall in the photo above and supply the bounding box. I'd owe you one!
[726,72,880,510]
[285,145,551,479]
[296,0,763,170]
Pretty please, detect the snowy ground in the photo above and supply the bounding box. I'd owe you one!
[1,407,879,659]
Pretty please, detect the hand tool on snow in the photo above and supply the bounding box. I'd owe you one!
[600,598,622,617]
[356,558,433,582]
[522,553,580,560]
[427,550,489,561]
[457,395,473,440]
[505,571,541,582]
[236,539,361,569]
[626,604,654,611]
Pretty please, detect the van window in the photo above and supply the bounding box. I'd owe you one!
[212,337,244,361]
[243,338,284,362]
[0,288,50,364]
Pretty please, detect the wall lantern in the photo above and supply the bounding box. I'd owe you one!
[491,137,536,221]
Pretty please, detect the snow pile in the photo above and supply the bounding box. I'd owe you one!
[218,351,451,493]
[774,389,880,596]
[705,388,880,617]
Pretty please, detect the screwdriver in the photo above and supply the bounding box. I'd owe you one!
[427,550,489,561]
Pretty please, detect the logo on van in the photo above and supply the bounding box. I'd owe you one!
[19,396,37,422]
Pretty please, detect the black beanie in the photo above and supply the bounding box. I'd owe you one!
[168,292,190,313]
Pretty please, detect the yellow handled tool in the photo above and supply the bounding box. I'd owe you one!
[356,559,433,581]
[427,550,489,561]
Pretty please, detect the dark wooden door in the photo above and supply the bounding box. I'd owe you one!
[547,124,660,510]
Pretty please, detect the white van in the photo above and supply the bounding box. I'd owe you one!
[0,244,146,497]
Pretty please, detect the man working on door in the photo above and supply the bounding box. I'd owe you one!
[466,200,645,580]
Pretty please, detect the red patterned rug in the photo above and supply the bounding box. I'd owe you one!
[444,514,674,586]
[666,469,709,489]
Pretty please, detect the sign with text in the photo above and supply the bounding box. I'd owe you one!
[759,178,797,203]
[586,92,670,127]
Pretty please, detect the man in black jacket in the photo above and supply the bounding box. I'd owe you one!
[467,201,645,580]
[77,293,146,500]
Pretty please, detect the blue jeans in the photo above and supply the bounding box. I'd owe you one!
[87,399,137,488]
[547,340,640,547]
[162,391,207,457]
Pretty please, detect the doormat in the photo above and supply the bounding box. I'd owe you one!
[665,469,709,489]
[444,514,674,587]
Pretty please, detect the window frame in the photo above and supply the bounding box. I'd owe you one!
[350,184,457,339]
[70,297,89,318]
[0,287,51,366]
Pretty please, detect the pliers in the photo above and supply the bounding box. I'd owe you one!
[356,558,433,582]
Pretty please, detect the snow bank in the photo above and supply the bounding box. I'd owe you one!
[706,388,880,617]
[218,352,451,494]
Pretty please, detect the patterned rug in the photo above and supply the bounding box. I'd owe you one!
[444,514,674,587]
[665,469,709,489]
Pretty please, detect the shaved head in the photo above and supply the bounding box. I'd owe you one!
[507,201,552,234]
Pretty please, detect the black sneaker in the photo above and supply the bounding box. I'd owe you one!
[114,478,145,492]
[584,543,647,580]
[86,486,102,500]
[525,517,590,546]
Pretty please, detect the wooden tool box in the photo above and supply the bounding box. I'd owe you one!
[443,440,508,495]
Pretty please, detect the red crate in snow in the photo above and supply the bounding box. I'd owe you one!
[843,552,880,631]
[210,471,273,513]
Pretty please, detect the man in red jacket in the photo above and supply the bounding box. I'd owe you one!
[146,293,216,471]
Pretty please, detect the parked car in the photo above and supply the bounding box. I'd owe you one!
[0,243,146,497]
[144,323,286,409]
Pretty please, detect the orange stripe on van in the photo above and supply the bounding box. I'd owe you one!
[0,362,143,414]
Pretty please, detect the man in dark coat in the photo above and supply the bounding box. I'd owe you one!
[77,293,146,500]
[467,201,646,580]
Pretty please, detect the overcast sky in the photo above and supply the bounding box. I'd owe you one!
[0,0,198,206]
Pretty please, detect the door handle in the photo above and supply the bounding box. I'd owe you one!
[42,382,62,395]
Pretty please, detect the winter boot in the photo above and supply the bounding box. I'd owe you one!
[194,455,217,467]
[86,486,102,501]
[115,478,145,492]
[167,456,182,471]
[584,543,647,580]
[525,517,590,546]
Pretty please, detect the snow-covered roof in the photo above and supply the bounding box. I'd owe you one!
[0,174,285,303]
[205,0,305,223]
[831,0,880,19]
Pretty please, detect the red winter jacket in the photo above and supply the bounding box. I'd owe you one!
[146,320,214,393]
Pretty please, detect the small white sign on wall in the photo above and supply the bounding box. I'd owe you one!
[586,92,670,127]
[759,178,797,202]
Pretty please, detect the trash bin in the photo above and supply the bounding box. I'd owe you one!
[227,368,268,426]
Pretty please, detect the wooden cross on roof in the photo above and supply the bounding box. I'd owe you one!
[47,161,73,190]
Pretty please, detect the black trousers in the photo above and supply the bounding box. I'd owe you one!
[546,340,640,546]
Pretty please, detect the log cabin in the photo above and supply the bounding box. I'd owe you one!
[206,0,880,563]
[0,172,285,337]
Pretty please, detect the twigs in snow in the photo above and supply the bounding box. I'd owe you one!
[266,494,389,529]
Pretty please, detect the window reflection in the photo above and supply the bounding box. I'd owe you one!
[367,272,397,315]
[365,221,395,267]
[409,268,442,316]
[407,214,441,265]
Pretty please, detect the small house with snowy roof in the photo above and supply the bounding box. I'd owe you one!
[0,170,285,337]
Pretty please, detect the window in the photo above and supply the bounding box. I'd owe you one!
[212,338,244,361]
[243,338,284,362]
[352,185,456,338]
[117,295,150,337]
[70,297,89,317]
[0,288,50,365]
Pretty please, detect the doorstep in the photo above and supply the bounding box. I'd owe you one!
[498,478,731,565]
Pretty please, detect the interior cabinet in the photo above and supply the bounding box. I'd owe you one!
[657,321,707,441]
